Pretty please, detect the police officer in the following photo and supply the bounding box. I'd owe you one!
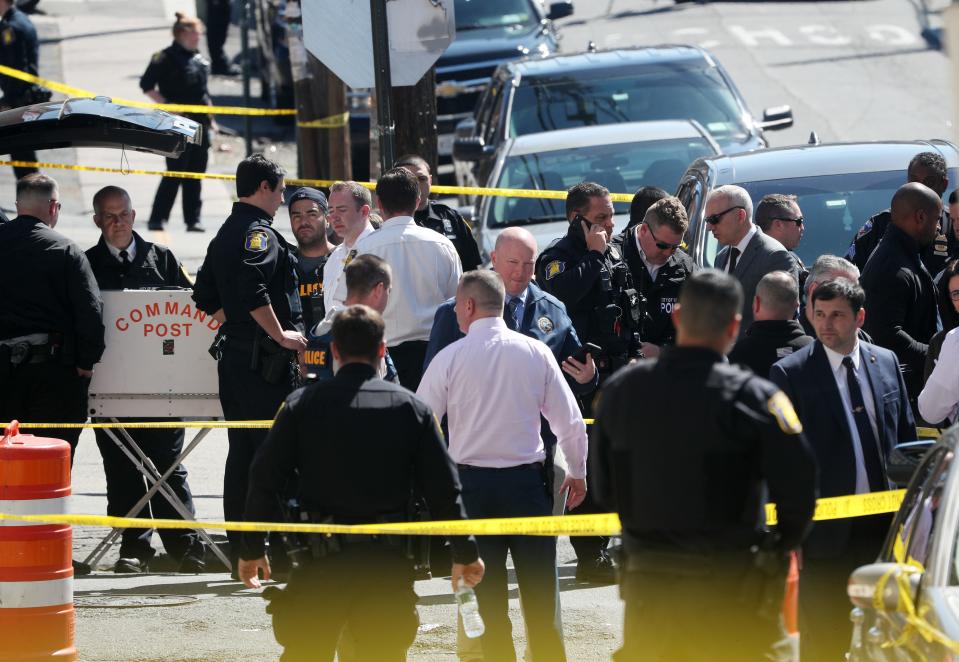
[239,305,485,661]
[288,187,334,332]
[84,185,205,574]
[192,154,306,570]
[535,181,642,584]
[611,196,694,357]
[591,270,817,661]
[140,12,216,232]
[0,0,48,179]
[203,0,239,75]
[395,154,482,271]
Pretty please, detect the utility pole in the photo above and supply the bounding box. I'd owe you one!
[391,66,438,175]
[370,0,395,176]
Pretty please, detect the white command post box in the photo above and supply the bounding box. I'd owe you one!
[88,290,223,418]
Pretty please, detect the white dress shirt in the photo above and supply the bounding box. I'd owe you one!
[354,216,462,345]
[634,229,660,282]
[416,316,588,478]
[105,237,136,262]
[726,224,757,273]
[823,343,880,494]
[919,328,959,423]
[323,224,374,314]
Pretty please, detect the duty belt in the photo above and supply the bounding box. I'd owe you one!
[0,333,50,346]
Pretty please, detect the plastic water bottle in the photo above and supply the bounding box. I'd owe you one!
[456,585,485,638]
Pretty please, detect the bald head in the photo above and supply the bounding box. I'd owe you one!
[754,271,799,321]
[890,182,942,247]
[492,227,537,297]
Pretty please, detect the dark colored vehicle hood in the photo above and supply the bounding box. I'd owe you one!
[0,96,201,158]
[439,24,548,69]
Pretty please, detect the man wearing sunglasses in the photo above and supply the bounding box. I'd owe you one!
[707,185,799,338]
[612,196,694,357]
[755,193,808,293]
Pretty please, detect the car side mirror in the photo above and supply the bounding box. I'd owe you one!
[848,563,921,611]
[887,440,936,487]
[455,117,476,138]
[758,105,794,131]
[453,136,494,162]
[547,2,574,20]
[457,205,476,225]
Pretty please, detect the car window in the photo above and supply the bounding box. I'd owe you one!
[896,449,952,569]
[488,137,715,227]
[484,84,506,145]
[701,169,959,266]
[455,0,536,30]
[677,177,703,254]
[508,67,750,142]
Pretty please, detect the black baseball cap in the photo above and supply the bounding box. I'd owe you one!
[288,187,328,213]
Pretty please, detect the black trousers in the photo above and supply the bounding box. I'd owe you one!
[0,361,88,464]
[93,422,202,562]
[148,137,210,228]
[267,544,418,661]
[387,340,427,392]
[568,461,609,563]
[11,149,38,180]
[205,0,233,66]
[217,346,294,560]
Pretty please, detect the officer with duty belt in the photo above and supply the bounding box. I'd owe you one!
[192,154,307,571]
[535,181,642,584]
[591,270,817,661]
[239,305,485,661]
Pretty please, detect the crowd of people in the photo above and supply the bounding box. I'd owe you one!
[2,143,959,661]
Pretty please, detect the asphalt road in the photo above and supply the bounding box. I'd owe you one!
[5,0,952,660]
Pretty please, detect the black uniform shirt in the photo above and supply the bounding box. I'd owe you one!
[192,202,302,341]
[242,362,479,563]
[139,41,212,124]
[591,346,817,554]
[0,215,104,370]
[414,201,481,271]
[847,208,957,276]
[0,6,38,105]
[729,319,814,379]
[86,232,193,290]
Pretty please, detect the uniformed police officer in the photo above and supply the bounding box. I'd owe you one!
[395,154,482,271]
[239,305,485,661]
[591,269,817,661]
[288,187,334,332]
[192,154,307,570]
[611,196,694,357]
[0,0,48,179]
[84,186,205,573]
[140,12,216,232]
[203,0,239,75]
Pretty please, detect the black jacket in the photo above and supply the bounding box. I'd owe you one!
[613,226,695,347]
[139,41,212,124]
[193,202,302,341]
[242,362,479,563]
[846,208,957,276]
[414,201,481,272]
[0,7,39,105]
[729,319,814,379]
[0,215,104,370]
[860,223,939,399]
[591,346,817,555]
[85,232,192,290]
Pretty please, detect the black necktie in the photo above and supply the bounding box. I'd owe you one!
[119,249,131,275]
[842,356,885,491]
[727,247,740,274]
[504,297,519,330]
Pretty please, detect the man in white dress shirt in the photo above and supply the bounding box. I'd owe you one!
[322,180,375,314]
[355,167,462,390]
[417,270,587,662]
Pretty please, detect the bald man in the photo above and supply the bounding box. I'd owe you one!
[861,182,942,400]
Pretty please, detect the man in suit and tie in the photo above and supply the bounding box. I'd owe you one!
[708,185,798,336]
[770,277,916,661]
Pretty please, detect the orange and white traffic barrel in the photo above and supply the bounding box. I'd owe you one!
[0,420,76,661]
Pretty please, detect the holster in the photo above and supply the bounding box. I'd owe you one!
[257,334,295,385]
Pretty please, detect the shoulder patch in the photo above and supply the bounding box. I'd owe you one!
[537,316,554,334]
[855,220,873,240]
[245,229,270,252]
[151,50,165,64]
[2,28,14,46]
[545,260,565,280]
[767,390,803,435]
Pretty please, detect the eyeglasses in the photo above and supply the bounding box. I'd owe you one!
[704,205,745,225]
[644,223,682,251]
[950,289,959,302]
[774,216,804,227]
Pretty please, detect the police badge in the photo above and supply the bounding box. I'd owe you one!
[537,316,554,334]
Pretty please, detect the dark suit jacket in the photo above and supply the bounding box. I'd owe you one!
[728,319,813,378]
[86,232,192,290]
[769,340,916,557]
[715,227,798,336]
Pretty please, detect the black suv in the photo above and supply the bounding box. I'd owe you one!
[453,45,794,194]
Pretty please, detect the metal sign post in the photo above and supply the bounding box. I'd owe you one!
[370,0,395,175]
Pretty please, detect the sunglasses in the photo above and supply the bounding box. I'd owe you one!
[644,223,682,251]
[774,216,804,227]
[704,205,745,225]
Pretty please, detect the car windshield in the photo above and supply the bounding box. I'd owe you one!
[489,137,715,228]
[455,0,535,30]
[702,169,958,267]
[509,68,750,142]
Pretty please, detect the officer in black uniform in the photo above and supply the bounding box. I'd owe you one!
[0,174,104,460]
[0,0,48,179]
[85,185,205,574]
[395,154,481,271]
[592,269,817,661]
[192,154,307,569]
[203,0,239,75]
[239,305,485,661]
[140,12,215,232]
[535,181,642,584]
[611,196,694,355]
[288,187,334,332]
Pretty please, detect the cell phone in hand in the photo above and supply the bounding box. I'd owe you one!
[571,342,602,363]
